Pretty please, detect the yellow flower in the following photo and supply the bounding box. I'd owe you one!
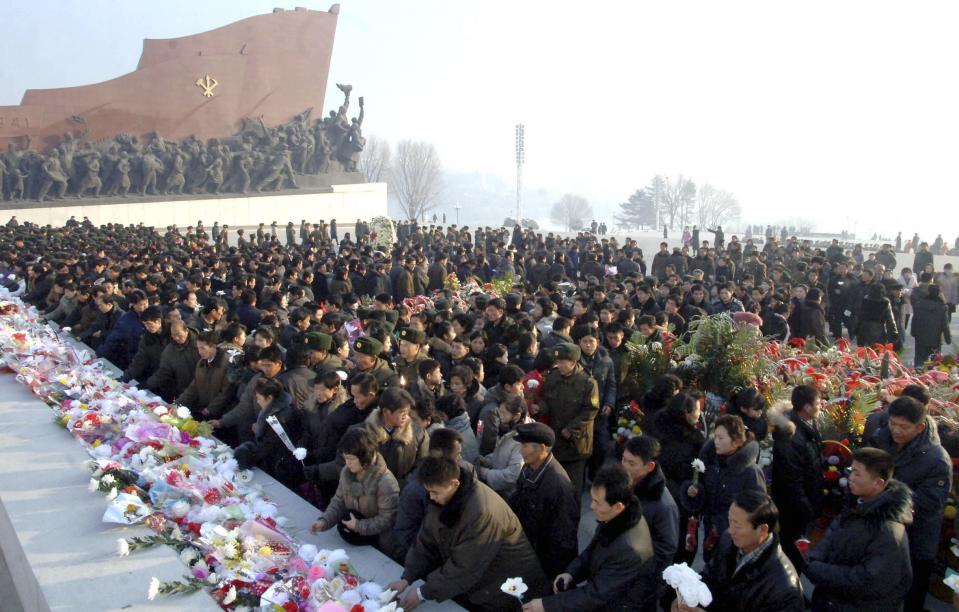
[631,425,641,434]
[258,545,273,557]
[946,505,957,520]
[92,439,102,448]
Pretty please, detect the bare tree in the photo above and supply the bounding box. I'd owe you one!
[657,175,696,229]
[696,184,742,229]
[359,135,392,183]
[391,140,444,220]
[550,193,593,232]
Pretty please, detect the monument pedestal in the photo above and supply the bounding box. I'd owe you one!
[0,182,387,229]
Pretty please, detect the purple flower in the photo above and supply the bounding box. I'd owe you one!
[192,566,209,580]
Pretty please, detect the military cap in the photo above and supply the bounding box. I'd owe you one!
[304,332,333,352]
[353,336,383,357]
[514,422,556,447]
[552,342,581,362]
[398,327,427,345]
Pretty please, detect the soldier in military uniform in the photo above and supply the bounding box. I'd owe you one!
[353,336,399,389]
[539,342,600,497]
[395,327,428,388]
[742,252,767,284]
[303,331,346,375]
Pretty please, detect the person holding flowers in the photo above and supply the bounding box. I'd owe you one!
[673,490,804,612]
[680,414,766,559]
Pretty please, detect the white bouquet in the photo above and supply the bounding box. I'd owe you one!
[662,563,712,608]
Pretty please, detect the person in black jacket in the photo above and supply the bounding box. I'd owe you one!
[622,436,679,576]
[509,422,580,581]
[234,377,300,488]
[910,284,952,367]
[770,384,823,569]
[867,396,952,612]
[644,392,706,564]
[856,282,900,348]
[526,463,657,612]
[725,386,769,442]
[680,415,765,560]
[799,288,830,346]
[79,293,124,351]
[804,447,913,612]
[122,306,167,384]
[675,490,804,612]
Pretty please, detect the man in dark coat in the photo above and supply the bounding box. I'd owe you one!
[621,436,679,575]
[867,396,952,612]
[508,423,580,580]
[426,252,448,292]
[910,284,952,367]
[799,288,830,346]
[390,457,547,611]
[573,325,617,475]
[804,447,914,612]
[97,289,148,370]
[122,306,167,384]
[178,331,232,419]
[146,321,199,402]
[770,384,823,569]
[680,491,804,612]
[525,464,657,612]
[540,342,600,497]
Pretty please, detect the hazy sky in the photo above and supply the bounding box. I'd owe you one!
[2,1,957,239]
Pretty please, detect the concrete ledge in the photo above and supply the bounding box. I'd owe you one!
[0,182,388,228]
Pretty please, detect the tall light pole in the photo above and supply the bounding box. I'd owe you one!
[454,203,461,225]
[515,123,525,227]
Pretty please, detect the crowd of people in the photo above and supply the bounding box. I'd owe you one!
[1,214,957,611]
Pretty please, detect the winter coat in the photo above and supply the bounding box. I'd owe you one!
[680,439,765,538]
[427,261,447,292]
[580,346,617,410]
[234,391,301,488]
[79,305,124,350]
[394,462,476,560]
[701,533,804,612]
[508,454,580,579]
[478,428,524,497]
[799,299,829,345]
[463,381,488,429]
[393,268,414,302]
[910,295,952,348]
[856,296,899,347]
[541,364,600,462]
[869,416,952,561]
[353,408,428,484]
[321,453,400,555]
[279,364,314,412]
[146,331,200,402]
[644,408,706,501]
[363,357,401,390]
[771,410,823,526]
[806,479,914,612]
[304,397,377,483]
[402,467,548,610]
[540,329,574,351]
[542,501,657,612]
[476,383,510,455]
[178,348,232,417]
[218,372,273,445]
[122,330,168,383]
[727,404,769,442]
[633,466,679,574]
[444,412,479,462]
[299,390,345,452]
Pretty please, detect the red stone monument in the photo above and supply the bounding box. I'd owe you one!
[0,6,340,152]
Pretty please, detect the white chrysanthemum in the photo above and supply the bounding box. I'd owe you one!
[147,577,160,600]
[117,538,130,556]
[500,577,528,598]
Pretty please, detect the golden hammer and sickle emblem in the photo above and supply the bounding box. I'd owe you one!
[195,75,218,97]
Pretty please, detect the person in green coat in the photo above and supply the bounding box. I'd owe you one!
[540,342,599,496]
